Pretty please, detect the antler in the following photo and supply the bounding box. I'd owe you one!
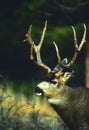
[65,24,86,68]
[53,41,61,64]
[52,24,86,77]
[24,21,86,77]
[25,21,51,73]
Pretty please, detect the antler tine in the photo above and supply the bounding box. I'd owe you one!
[53,41,61,64]
[38,20,47,49]
[65,24,86,68]
[71,26,78,50]
[78,24,86,51]
[25,24,35,60]
[26,24,34,45]
[25,20,51,73]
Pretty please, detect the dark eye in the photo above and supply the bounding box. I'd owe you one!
[50,80,57,84]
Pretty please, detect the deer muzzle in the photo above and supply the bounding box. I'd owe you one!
[35,87,44,96]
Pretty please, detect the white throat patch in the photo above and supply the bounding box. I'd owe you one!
[48,98,62,105]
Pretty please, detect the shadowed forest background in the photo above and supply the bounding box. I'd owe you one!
[0,0,89,85]
[0,0,89,129]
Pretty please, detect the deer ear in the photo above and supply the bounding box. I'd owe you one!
[52,58,69,73]
[61,58,68,66]
[63,70,74,82]
[52,65,62,72]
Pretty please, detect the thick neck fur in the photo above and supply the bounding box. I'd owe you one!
[49,85,89,130]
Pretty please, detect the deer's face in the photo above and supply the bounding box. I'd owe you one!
[35,71,73,104]
[25,21,86,105]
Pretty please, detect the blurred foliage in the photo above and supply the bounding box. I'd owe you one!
[0,0,88,86]
[0,78,69,130]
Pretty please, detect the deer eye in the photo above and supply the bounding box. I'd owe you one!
[50,80,57,84]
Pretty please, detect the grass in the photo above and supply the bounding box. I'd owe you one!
[0,76,69,130]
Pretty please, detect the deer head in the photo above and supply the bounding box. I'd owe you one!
[24,22,86,98]
[24,21,86,101]
[24,21,88,130]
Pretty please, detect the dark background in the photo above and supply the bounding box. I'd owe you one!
[0,0,89,86]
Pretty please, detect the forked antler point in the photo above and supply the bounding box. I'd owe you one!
[24,21,87,75]
[25,20,51,73]
[66,24,87,68]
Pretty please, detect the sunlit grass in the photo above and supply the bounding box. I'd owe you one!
[0,81,57,117]
[0,79,69,129]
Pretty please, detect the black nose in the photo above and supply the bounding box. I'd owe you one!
[35,87,44,95]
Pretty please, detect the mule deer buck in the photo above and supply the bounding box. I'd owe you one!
[24,21,89,130]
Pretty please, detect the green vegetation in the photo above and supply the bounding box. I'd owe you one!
[0,1,89,129]
[0,0,88,85]
[0,76,69,130]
